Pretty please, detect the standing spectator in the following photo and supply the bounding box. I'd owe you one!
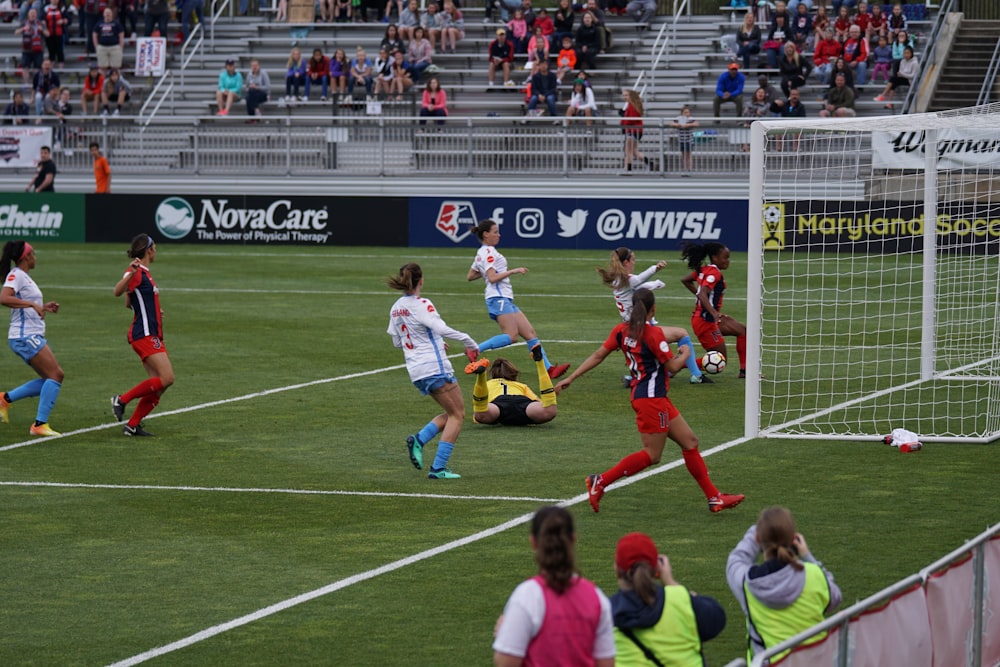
[284,46,306,101]
[101,67,132,116]
[841,23,868,85]
[813,27,842,84]
[762,14,788,68]
[305,48,330,101]
[874,45,917,108]
[565,78,596,125]
[348,46,374,96]
[726,507,842,664]
[493,506,616,667]
[181,0,205,41]
[626,0,656,28]
[418,76,447,126]
[620,88,645,172]
[4,92,32,125]
[397,0,419,40]
[92,7,124,71]
[487,28,514,87]
[329,48,349,98]
[81,0,101,56]
[406,26,433,83]
[713,62,745,118]
[669,104,698,172]
[91,142,110,192]
[31,58,59,117]
[610,532,727,666]
[26,145,56,192]
[778,41,811,96]
[42,0,67,67]
[243,58,270,119]
[16,8,49,86]
[505,7,528,53]
[80,64,104,115]
[733,12,761,71]
[819,72,856,116]
[870,34,892,84]
[53,87,73,146]
[144,0,170,37]
[215,58,241,115]
[790,1,812,50]
[526,57,557,117]
[119,0,138,37]
[554,34,576,84]
[574,10,602,70]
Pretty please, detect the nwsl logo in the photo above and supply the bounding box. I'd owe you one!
[435,201,477,243]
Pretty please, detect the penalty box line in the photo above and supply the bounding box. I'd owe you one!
[106,436,750,666]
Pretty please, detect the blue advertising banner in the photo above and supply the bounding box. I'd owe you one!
[408,198,749,251]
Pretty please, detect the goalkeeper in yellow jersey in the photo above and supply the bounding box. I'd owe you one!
[465,344,558,426]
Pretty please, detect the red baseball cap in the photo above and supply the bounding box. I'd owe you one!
[615,532,658,572]
[728,62,739,70]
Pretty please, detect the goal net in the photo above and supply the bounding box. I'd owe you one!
[745,103,1000,443]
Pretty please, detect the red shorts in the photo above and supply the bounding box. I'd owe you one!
[632,397,679,434]
[692,316,724,351]
[131,336,168,361]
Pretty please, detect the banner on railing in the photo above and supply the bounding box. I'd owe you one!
[872,130,1000,170]
[136,38,167,77]
[0,127,54,169]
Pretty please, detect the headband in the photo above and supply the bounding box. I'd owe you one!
[19,242,33,262]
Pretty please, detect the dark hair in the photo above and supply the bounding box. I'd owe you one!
[681,241,726,271]
[89,142,100,150]
[0,240,29,278]
[386,262,422,292]
[756,506,804,571]
[596,246,632,289]
[531,506,577,594]
[488,357,519,381]
[628,288,654,339]
[473,218,498,241]
[620,560,658,607]
[127,234,155,259]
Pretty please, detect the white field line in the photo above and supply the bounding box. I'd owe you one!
[105,435,749,667]
[0,481,562,503]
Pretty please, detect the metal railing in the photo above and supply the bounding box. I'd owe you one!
[138,70,175,124]
[902,0,953,114]
[977,35,1000,105]
[638,0,690,101]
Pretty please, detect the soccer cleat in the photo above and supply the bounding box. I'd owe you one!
[29,423,61,437]
[621,374,633,389]
[0,394,9,423]
[585,474,605,513]
[738,369,747,379]
[123,423,155,436]
[465,358,489,375]
[111,395,125,422]
[690,374,714,384]
[547,363,570,379]
[708,493,746,513]
[427,467,461,479]
[406,434,424,469]
[530,343,543,362]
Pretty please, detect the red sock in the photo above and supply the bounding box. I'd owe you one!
[121,377,164,405]
[602,450,653,486]
[128,395,159,428]
[683,447,719,499]
[736,335,747,372]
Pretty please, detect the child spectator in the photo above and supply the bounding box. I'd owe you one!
[887,2,907,40]
[102,67,132,116]
[851,0,870,36]
[438,0,463,54]
[330,48,349,97]
[833,5,850,42]
[867,3,886,42]
[419,76,447,125]
[305,48,330,101]
[790,2,811,50]
[80,64,104,115]
[421,2,441,51]
[386,49,412,98]
[381,23,404,54]
[762,13,788,68]
[891,28,913,75]
[874,44,917,108]
[373,46,393,95]
[669,104,698,171]
[555,34,576,84]
[398,0,419,40]
[525,24,550,80]
[382,0,401,22]
[812,4,829,43]
[505,8,528,53]
[533,7,554,45]
[565,77,596,124]
[487,27,514,86]
[870,35,891,83]
[285,46,306,100]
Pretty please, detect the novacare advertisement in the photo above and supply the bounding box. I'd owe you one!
[408,198,749,251]
[0,194,85,242]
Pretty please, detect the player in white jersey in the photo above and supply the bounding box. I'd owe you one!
[466,218,569,380]
[597,246,709,385]
[0,241,64,437]
[387,262,479,480]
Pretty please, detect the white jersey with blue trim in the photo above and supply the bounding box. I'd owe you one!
[4,267,45,339]
[613,265,666,322]
[387,294,477,382]
[472,244,515,301]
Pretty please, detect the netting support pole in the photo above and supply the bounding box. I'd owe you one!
[921,130,938,381]
[744,119,767,439]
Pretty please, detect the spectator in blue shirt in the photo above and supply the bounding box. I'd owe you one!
[216,58,242,116]
[713,61,745,118]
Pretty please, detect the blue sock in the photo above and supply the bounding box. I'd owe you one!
[478,333,512,352]
[416,421,440,446]
[8,378,45,402]
[526,337,552,369]
[36,379,61,424]
[432,441,454,470]
[679,336,702,378]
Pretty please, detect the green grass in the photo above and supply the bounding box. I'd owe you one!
[0,244,996,666]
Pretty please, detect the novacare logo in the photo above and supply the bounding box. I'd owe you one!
[155,197,196,239]
[196,199,329,230]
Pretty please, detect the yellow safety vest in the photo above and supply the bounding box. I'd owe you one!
[614,585,703,667]
[744,562,830,663]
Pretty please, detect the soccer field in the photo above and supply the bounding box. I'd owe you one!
[1,243,997,666]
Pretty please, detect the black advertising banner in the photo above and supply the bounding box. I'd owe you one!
[85,194,408,246]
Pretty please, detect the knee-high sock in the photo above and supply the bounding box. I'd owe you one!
[682,447,720,499]
[8,378,45,402]
[478,333,512,352]
[473,372,489,413]
[128,395,159,428]
[416,420,440,446]
[736,334,747,371]
[525,337,552,369]
[431,440,454,470]
[36,379,61,424]
[678,335,702,378]
[602,450,652,486]
[121,377,164,405]
[535,358,556,407]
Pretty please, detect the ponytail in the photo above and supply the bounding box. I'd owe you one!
[756,506,804,571]
[531,506,577,594]
[621,561,658,606]
[596,246,632,289]
[628,288,655,340]
[128,234,154,259]
[386,262,423,293]
[680,241,725,272]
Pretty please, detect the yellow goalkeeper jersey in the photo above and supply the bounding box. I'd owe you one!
[487,379,538,402]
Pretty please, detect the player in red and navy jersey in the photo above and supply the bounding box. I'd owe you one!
[555,288,744,514]
[680,242,748,378]
[111,234,174,437]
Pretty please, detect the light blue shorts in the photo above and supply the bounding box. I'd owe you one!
[486,297,520,321]
[413,373,456,396]
[10,335,47,364]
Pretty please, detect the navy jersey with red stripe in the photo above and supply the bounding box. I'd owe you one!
[602,322,674,399]
[692,265,725,323]
[125,266,163,342]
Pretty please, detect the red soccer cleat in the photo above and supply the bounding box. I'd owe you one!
[708,493,746,513]
[585,474,605,513]
[547,363,570,379]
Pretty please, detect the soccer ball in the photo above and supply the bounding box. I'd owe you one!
[702,351,726,374]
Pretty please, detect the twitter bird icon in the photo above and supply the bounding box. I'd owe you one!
[557,209,588,238]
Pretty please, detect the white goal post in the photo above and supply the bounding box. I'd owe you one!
[745,103,1000,443]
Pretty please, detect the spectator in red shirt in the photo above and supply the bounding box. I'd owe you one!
[841,23,869,85]
[813,26,842,84]
[305,48,330,101]
[487,28,515,87]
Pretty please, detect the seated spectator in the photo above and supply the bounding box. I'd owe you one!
[285,46,306,100]
[4,91,32,125]
[421,2,440,51]
[243,58,271,119]
[419,76,447,126]
[517,0,535,28]
[827,56,855,95]
[438,0,463,54]
[733,12,761,71]
[851,0,871,37]
[874,45,917,108]
[525,25,550,80]
[770,86,805,117]
[812,4,830,43]
[832,0,858,13]
[566,78,596,125]
[102,67,132,116]
[867,2,886,42]
[887,2,907,40]
[819,71,856,116]
[373,46,393,95]
[610,532,726,666]
[330,48,349,97]
[487,27,514,87]
[16,8,49,86]
[333,0,351,22]
[756,73,781,107]
[386,49,412,98]
[778,41,811,96]
[380,23,404,55]
[891,29,914,75]
[348,46,374,96]
[305,47,330,101]
[762,14,788,68]
[40,85,61,121]
[275,0,287,21]
[80,64,104,115]
[870,35,892,84]
[92,7,124,70]
[833,5,850,42]
[768,0,790,29]
[574,10,602,71]
[381,0,401,23]
[526,58,557,117]
[790,2,812,50]
[625,0,656,28]
[841,24,868,85]
[533,7,554,44]
[605,0,626,18]
[406,26,433,82]
[786,0,812,12]
[31,58,59,117]
[669,104,698,171]
[713,61,745,118]
[319,0,335,22]
[552,0,574,50]
[506,8,528,53]
[555,34,576,84]
[813,27,842,84]
[743,86,769,126]
[397,0,419,40]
